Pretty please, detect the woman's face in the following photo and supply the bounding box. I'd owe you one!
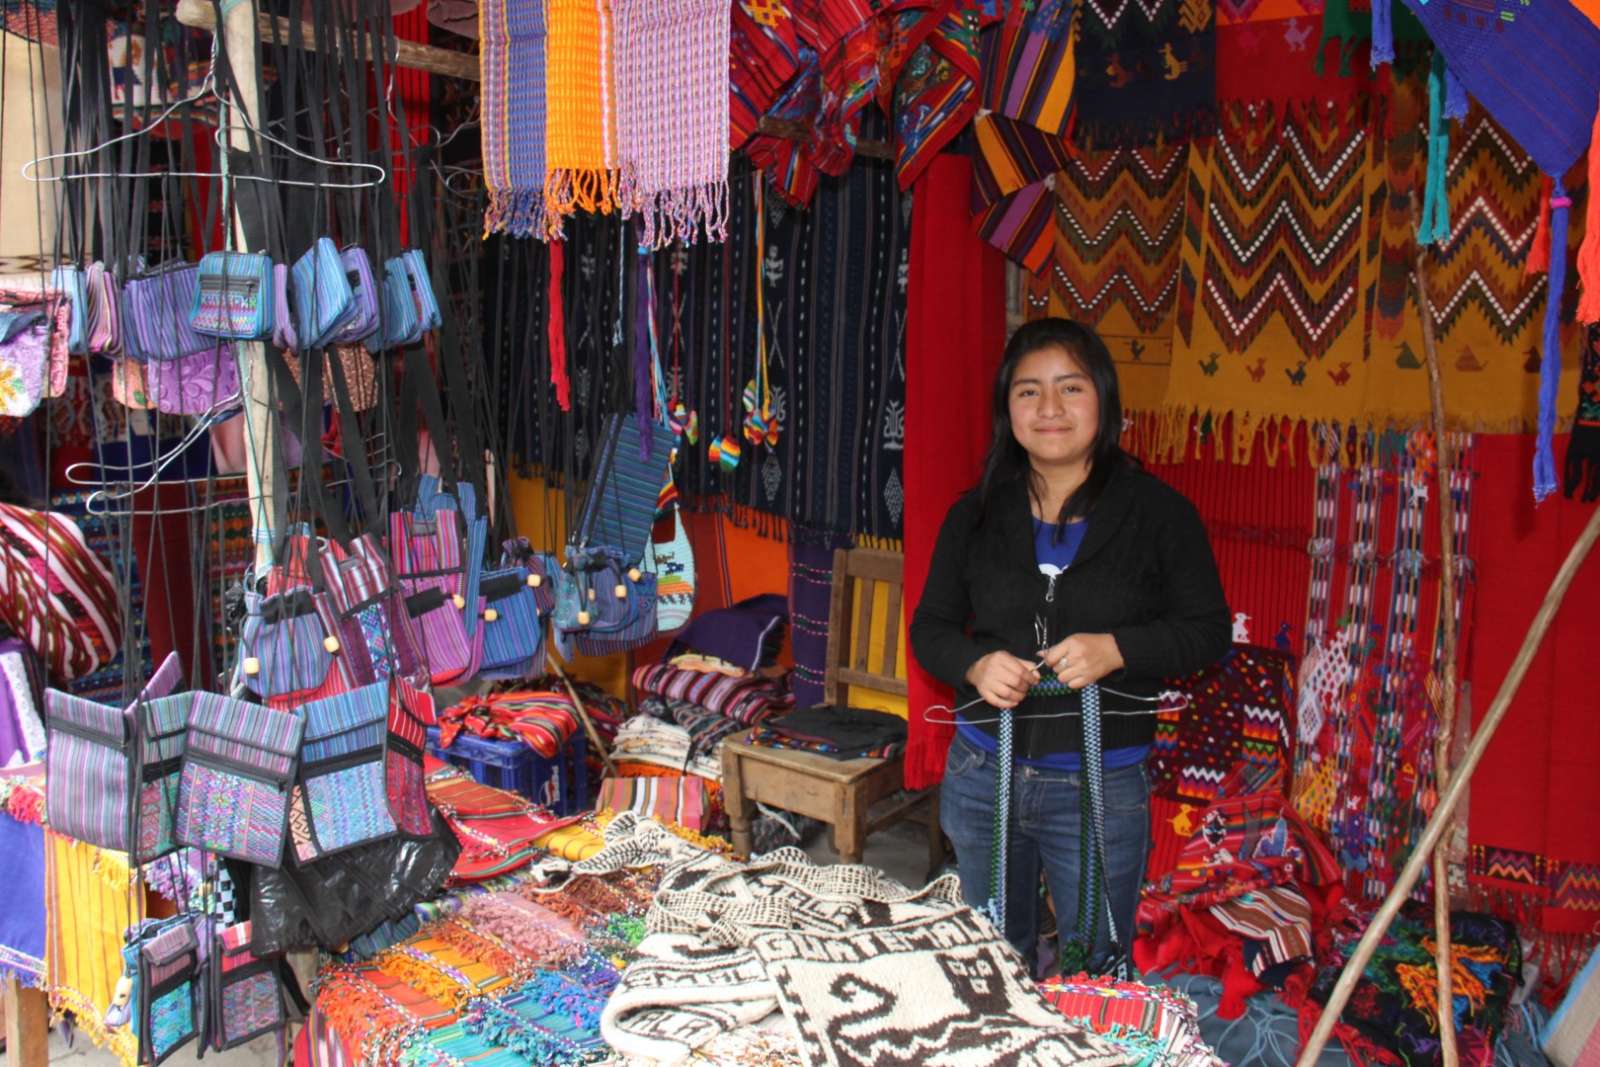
[1007,344,1099,470]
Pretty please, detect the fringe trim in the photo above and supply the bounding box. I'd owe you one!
[1144,406,1562,467]
[375,953,474,1011]
[0,777,43,823]
[47,986,138,1067]
[544,168,621,233]
[629,181,731,250]
[484,186,550,241]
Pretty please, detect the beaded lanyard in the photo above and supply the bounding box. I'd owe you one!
[1362,443,1427,900]
[1330,465,1382,861]
[986,681,1124,975]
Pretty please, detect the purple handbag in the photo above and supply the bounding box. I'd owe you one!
[123,262,214,363]
[332,247,380,344]
[145,344,242,415]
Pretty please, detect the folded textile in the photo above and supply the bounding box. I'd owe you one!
[641,695,754,762]
[668,651,748,677]
[665,593,788,672]
[1039,973,1224,1067]
[436,690,580,759]
[597,773,718,833]
[748,704,907,761]
[632,663,793,726]
[611,713,722,780]
[426,762,583,883]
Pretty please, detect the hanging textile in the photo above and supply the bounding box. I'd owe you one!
[1166,100,1378,447]
[0,503,122,685]
[903,154,1006,791]
[1073,0,1216,147]
[978,0,1077,136]
[1465,435,1600,991]
[1365,89,1579,435]
[613,0,731,248]
[974,176,1056,275]
[1023,141,1190,416]
[668,163,909,540]
[890,5,992,190]
[728,0,803,151]
[544,0,621,225]
[480,0,549,237]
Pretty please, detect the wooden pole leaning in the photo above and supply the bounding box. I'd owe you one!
[1415,240,1461,1067]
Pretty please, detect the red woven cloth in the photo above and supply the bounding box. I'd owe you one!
[902,153,1007,790]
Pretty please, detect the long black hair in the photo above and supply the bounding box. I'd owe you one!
[977,317,1131,527]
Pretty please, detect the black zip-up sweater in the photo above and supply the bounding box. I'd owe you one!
[909,463,1231,760]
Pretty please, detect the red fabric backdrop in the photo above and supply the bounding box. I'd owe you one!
[902,154,1007,790]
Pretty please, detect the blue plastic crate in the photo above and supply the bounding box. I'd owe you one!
[425,727,588,815]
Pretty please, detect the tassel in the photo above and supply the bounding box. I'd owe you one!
[1443,64,1468,121]
[1576,96,1600,322]
[1532,178,1571,503]
[548,240,570,412]
[1417,52,1452,246]
[1370,0,1393,68]
[1527,176,1553,278]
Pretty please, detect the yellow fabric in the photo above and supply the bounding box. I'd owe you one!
[1165,103,1380,460]
[533,821,606,861]
[544,0,620,223]
[1362,87,1582,433]
[45,832,137,1067]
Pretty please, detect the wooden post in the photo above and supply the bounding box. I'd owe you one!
[173,0,276,569]
[3,979,48,1067]
[546,655,618,778]
[1293,502,1600,1066]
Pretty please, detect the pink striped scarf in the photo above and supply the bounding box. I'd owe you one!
[614,0,730,248]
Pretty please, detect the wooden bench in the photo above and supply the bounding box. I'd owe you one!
[721,547,943,881]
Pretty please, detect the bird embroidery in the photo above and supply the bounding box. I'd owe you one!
[1524,346,1542,373]
[1245,356,1266,382]
[1128,339,1146,362]
[1328,361,1352,386]
[1198,352,1221,376]
[1283,16,1312,51]
[1160,42,1188,80]
[1285,361,1308,386]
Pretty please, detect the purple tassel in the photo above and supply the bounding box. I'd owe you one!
[634,246,653,461]
[1443,65,1468,120]
[1370,0,1394,68]
[1533,179,1571,503]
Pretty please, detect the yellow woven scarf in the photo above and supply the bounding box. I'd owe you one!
[544,0,620,229]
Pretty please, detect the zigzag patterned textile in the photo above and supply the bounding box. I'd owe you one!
[1167,100,1377,440]
[1073,0,1216,147]
[1365,73,1582,433]
[1024,141,1188,416]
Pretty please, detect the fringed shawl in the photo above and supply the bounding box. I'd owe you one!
[614,0,731,248]
[544,0,621,229]
[481,0,549,237]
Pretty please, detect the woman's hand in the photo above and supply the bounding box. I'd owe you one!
[964,651,1039,709]
[1040,633,1125,690]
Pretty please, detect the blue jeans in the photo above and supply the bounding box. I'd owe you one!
[939,731,1150,973]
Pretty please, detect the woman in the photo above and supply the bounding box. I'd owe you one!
[909,318,1229,974]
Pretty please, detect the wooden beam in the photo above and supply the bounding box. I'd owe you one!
[756,116,895,161]
[174,0,480,82]
[4,979,48,1067]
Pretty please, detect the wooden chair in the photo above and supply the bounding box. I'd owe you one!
[721,547,943,880]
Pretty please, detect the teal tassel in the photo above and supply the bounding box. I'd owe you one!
[1417,52,1453,247]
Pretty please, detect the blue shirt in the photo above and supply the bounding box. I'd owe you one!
[956,516,1151,772]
